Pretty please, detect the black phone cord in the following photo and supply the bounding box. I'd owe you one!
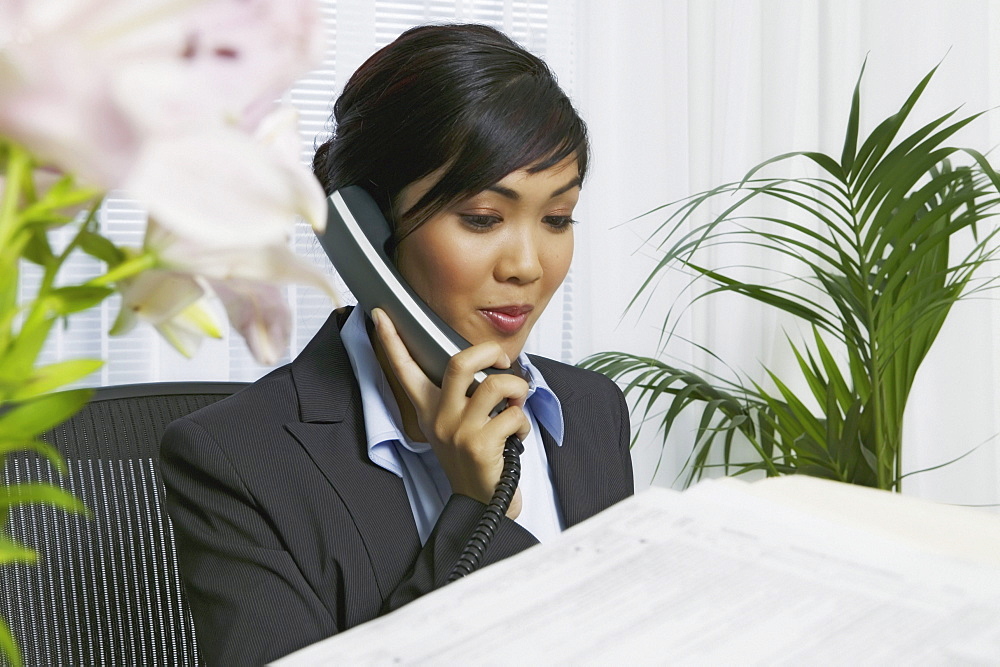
[446,434,523,582]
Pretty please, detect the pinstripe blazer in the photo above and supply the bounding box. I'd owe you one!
[160,308,633,666]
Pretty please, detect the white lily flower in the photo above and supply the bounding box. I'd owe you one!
[125,108,327,241]
[118,102,336,364]
[1,0,198,186]
[252,105,326,229]
[114,0,325,136]
[207,279,291,366]
[3,0,333,364]
[111,268,222,358]
[0,0,324,188]
[153,298,225,359]
[119,218,338,364]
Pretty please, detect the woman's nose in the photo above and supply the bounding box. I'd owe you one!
[494,224,543,284]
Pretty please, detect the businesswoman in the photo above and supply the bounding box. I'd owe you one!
[161,24,633,665]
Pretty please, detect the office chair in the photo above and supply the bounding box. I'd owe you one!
[0,382,248,666]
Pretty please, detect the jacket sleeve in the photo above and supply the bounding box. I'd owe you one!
[384,370,634,614]
[615,380,635,493]
[161,416,540,666]
[160,416,338,666]
[381,493,539,613]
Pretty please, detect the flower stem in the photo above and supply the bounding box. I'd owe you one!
[0,143,30,249]
[40,201,104,296]
[0,144,31,351]
[88,252,158,287]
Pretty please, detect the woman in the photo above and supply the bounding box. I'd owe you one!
[161,24,633,665]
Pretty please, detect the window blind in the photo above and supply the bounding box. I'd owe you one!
[24,0,577,386]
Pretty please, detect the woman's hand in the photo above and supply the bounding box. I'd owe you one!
[372,308,527,519]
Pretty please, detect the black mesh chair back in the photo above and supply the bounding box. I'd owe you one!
[0,382,248,667]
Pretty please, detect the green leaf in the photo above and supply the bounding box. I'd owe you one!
[0,482,89,516]
[753,375,834,468]
[78,230,125,266]
[590,60,1000,492]
[20,228,55,266]
[8,359,103,400]
[841,58,865,173]
[789,341,829,412]
[0,389,92,441]
[0,615,22,667]
[687,263,832,327]
[0,317,56,389]
[0,438,68,473]
[853,64,941,186]
[88,251,157,287]
[0,535,37,565]
[811,328,854,412]
[20,177,101,224]
[45,286,114,316]
[579,350,777,484]
[741,152,845,189]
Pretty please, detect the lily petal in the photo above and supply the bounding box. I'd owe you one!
[111,268,208,332]
[155,298,224,358]
[252,105,327,232]
[126,126,325,247]
[111,268,223,357]
[208,279,290,365]
[157,238,339,299]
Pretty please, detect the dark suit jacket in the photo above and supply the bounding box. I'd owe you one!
[161,309,633,666]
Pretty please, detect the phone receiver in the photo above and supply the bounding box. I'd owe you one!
[318,185,513,397]
[317,185,521,581]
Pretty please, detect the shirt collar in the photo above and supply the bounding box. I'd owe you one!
[517,352,565,446]
[339,307,567,473]
[340,307,418,478]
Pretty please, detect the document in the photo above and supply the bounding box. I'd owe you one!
[275,476,1000,665]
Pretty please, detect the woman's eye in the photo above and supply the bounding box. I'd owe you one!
[543,215,577,230]
[459,214,502,230]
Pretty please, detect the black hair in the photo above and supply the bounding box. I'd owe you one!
[312,23,589,244]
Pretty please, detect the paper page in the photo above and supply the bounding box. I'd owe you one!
[275,479,1000,665]
[720,475,1000,568]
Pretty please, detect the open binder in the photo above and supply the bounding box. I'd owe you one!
[276,476,1000,665]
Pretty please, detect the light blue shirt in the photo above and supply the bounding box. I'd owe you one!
[339,307,565,544]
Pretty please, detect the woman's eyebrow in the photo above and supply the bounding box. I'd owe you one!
[551,177,582,197]
[486,176,582,201]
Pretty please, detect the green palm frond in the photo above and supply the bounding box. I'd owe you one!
[581,64,1000,490]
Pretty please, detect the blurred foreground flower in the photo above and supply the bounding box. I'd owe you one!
[1,0,334,362]
[113,213,337,364]
[115,104,335,361]
[0,0,325,188]
[0,1,333,663]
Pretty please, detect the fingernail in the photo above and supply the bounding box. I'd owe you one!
[371,308,384,329]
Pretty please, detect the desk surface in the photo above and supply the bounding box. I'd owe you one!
[275,476,1000,665]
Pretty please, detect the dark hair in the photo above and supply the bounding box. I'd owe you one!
[312,23,589,243]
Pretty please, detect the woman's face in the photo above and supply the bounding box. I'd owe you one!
[395,156,580,362]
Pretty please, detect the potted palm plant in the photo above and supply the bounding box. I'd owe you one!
[581,64,1000,491]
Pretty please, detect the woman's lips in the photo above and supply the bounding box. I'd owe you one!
[479,305,533,334]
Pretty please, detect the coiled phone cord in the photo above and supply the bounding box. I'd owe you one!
[446,433,523,582]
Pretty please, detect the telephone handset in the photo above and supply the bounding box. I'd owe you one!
[320,186,512,391]
[318,185,522,581]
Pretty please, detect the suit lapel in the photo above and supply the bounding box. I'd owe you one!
[286,309,421,600]
[283,316,619,591]
[534,357,619,528]
[538,404,604,528]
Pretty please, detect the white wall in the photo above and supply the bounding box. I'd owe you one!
[38,0,999,507]
[570,0,1000,507]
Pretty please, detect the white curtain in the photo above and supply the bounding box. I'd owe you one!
[571,0,1000,508]
[29,0,1000,507]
